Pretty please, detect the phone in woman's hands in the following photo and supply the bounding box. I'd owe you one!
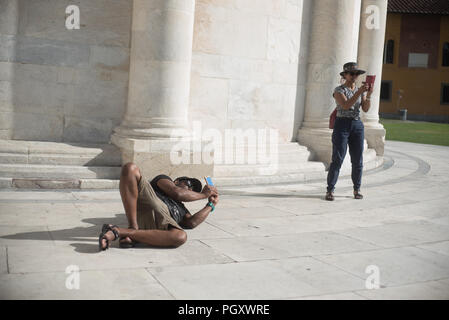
[365,75,376,90]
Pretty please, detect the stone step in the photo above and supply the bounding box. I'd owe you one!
[213,142,325,185]
[0,164,121,180]
[0,177,120,189]
[0,139,121,166]
[221,143,311,154]
[214,171,327,187]
[214,161,325,177]
[214,154,383,187]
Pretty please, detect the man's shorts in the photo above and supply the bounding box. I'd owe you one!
[136,174,183,231]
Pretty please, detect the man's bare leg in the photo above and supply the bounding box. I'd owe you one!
[119,162,141,244]
[100,226,187,249]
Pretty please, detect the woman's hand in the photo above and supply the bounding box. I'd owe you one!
[358,82,370,94]
[367,83,374,97]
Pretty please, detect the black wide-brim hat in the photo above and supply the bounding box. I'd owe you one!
[175,176,203,193]
[340,62,366,77]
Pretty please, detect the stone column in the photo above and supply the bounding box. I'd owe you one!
[0,0,19,139]
[297,0,364,166]
[357,0,387,156]
[111,0,212,178]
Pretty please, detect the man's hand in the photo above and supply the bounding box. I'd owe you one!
[208,194,219,206]
[202,184,218,198]
[180,193,219,229]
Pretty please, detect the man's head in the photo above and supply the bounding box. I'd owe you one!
[174,176,202,192]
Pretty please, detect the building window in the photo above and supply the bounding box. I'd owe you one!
[441,83,449,104]
[443,42,449,67]
[408,53,428,68]
[383,39,394,64]
[380,81,392,101]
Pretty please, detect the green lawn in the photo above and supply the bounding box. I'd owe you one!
[379,119,449,147]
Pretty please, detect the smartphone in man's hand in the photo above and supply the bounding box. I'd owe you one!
[204,176,214,186]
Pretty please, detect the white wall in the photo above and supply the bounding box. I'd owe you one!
[1,0,314,144]
[0,0,132,143]
[189,0,310,142]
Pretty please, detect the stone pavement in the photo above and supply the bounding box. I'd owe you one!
[0,140,448,300]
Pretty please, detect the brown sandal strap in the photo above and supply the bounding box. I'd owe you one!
[354,191,363,199]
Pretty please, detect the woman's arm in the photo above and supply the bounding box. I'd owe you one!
[361,85,374,112]
[334,84,369,110]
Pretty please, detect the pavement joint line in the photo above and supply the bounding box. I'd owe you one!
[411,241,449,257]
[203,221,235,237]
[352,291,371,300]
[197,239,239,263]
[143,268,177,300]
[206,199,425,220]
[309,254,370,283]
[354,276,449,297]
[46,225,55,244]
[5,246,9,274]
[286,290,369,300]
[1,258,241,276]
[330,230,449,251]
[1,266,164,276]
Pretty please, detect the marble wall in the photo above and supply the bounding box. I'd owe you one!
[0,0,132,142]
[0,0,363,145]
[189,0,312,142]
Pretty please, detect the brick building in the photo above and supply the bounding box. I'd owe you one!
[380,0,449,122]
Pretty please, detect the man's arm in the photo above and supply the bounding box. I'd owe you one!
[157,178,217,202]
[180,195,219,229]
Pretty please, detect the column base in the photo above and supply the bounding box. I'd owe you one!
[297,127,379,173]
[297,128,334,165]
[363,125,386,156]
[110,133,213,181]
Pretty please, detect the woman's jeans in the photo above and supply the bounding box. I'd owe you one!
[327,117,364,193]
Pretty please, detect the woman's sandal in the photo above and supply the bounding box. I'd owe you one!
[119,227,136,249]
[325,192,334,201]
[354,190,364,199]
[99,224,119,251]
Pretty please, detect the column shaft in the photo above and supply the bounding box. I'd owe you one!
[298,0,362,165]
[357,0,387,155]
[114,0,195,139]
[0,0,19,139]
[111,0,212,179]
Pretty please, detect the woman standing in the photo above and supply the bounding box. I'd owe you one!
[325,62,374,201]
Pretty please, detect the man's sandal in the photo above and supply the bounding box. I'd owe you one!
[354,191,364,199]
[119,227,136,249]
[99,224,119,251]
[325,192,334,201]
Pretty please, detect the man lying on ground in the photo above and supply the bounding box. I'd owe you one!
[99,162,219,251]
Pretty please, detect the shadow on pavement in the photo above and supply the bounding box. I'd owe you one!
[1,214,128,254]
[221,191,353,200]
